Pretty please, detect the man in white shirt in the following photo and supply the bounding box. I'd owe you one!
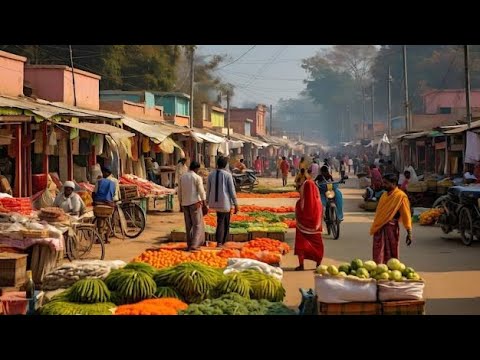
[54,181,86,216]
[178,161,207,251]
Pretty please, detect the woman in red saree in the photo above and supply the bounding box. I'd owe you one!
[294,179,324,271]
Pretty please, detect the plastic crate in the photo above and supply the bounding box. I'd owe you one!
[0,253,28,287]
[318,302,381,315]
[381,300,426,315]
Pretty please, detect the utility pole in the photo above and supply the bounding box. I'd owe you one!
[269,104,273,135]
[189,47,195,128]
[371,82,375,140]
[362,86,366,139]
[464,45,472,129]
[226,90,231,139]
[68,45,77,106]
[387,66,392,138]
[402,45,410,132]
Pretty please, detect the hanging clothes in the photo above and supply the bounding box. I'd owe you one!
[34,130,44,154]
[48,130,57,146]
[131,136,139,161]
[142,137,151,153]
[94,134,104,155]
[466,131,480,164]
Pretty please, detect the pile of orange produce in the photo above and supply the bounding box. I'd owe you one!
[236,192,299,199]
[133,249,228,269]
[217,248,241,258]
[238,205,295,213]
[244,238,291,254]
[239,247,282,264]
[158,242,188,250]
[115,298,188,315]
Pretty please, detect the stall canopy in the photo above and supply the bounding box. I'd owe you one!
[228,132,269,148]
[444,120,480,134]
[53,121,134,138]
[191,129,225,144]
[121,116,172,143]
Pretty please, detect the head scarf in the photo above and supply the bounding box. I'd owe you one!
[63,181,75,189]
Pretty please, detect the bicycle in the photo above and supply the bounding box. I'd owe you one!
[111,199,146,239]
[64,215,105,261]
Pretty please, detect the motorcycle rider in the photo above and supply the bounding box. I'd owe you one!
[315,166,344,222]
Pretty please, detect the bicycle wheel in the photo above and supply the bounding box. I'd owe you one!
[111,208,125,239]
[69,225,105,260]
[121,203,146,238]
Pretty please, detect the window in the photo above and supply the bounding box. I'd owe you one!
[176,98,189,116]
[439,107,452,114]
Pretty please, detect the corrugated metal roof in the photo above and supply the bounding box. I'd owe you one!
[0,95,123,121]
[122,116,171,143]
[444,120,480,134]
[191,129,225,144]
[228,132,269,147]
[0,95,87,119]
[54,121,134,138]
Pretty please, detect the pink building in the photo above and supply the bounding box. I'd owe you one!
[24,65,101,111]
[423,89,480,114]
[230,105,267,136]
[0,50,27,97]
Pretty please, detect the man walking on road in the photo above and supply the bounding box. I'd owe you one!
[370,173,413,264]
[280,156,290,187]
[178,161,207,251]
[207,156,239,247]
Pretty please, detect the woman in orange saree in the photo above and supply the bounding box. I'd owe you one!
[294,179,324,271]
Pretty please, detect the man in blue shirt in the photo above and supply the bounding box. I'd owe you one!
[93,166,116,206]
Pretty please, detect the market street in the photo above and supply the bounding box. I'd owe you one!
[101,176,480,315]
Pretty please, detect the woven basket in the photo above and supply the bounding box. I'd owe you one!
[21,229,49,239]
[93,205,114,218]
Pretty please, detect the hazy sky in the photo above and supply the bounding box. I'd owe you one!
[198,45,330,107]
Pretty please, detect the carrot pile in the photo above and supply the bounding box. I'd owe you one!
[236,192,299,199]
[217,248,241,258]
[238,205,295,213]
[133,249,228,269]
[115,298,188,315]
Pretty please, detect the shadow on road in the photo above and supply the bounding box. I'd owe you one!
[426,297,480,315]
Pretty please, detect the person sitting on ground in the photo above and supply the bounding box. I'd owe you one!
[53,181,86,216]
[295,168,311,190]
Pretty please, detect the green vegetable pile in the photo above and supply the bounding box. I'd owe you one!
[179,293,295,315]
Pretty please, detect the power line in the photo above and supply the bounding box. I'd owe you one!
[217,46,257,70]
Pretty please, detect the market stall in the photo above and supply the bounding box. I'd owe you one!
[0,198,64,286]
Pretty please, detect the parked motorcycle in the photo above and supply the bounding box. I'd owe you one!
[232,169,259,192]
[315,180,344,240]
[435,186,480,246]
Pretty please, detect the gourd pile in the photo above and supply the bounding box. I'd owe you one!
[39,260,287,315]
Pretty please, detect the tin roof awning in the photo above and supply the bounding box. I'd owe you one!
[444,120,480,134]
[191,129,225,144]
[121,116,172,143]
[228,133,269,147]
[54,121,134,138]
